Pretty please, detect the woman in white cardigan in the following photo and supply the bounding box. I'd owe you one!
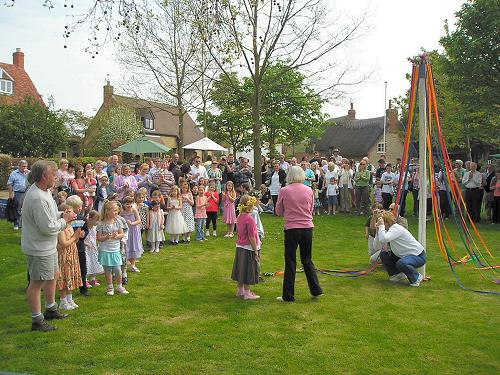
[374,211,426,286]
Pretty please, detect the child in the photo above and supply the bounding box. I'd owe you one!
[84,169,97,213]
[326,177,339,215]
[165,186,186,245]
[191,184,199,215]
[147,201,165,252]
[312,182,321,215]
[373,180,383,205]
[95,175,110,213]
[84,210,103,286]
[231,194,261,300]
[205,181,219,237]
[180,182,195,242]
[96,200,129,295]
[57,191,68,208]
[135,191,148,235]
[257,184,273,213]
[365,203,384,264]
[222,181,237,237]
[56,204,83,310]
[194,184,208,241]
[116,203,129,285]
[121,196,144,272]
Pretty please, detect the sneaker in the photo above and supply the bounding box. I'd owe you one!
[410,273,424,287]
[116,286,129,295]
[59,301,74,311]
[90,280,100,287]
[31,319,57,332]
[389,272,407,283]
[86,281,92,288]
[243,291,260,300]
[13,226,19,231]
[150,247,155,253]
[122,276,128,285]
[311,293,323,299]
[155,248,160,253]
[106,287,114,296]
[224,233,230,238]
[206,230,210,237]
[276,296,294,302]
[229,233,234,238]
[212,231,217,237]
[130,266,141,273]
[44,308,68,320]
[69,300,79,309]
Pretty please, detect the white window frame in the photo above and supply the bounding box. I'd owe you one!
[377,142,385,153]
[0,79,13,95]
[142,117,155,131]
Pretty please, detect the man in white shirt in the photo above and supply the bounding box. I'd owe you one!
[462,162,483,222]
[190,156,208,184]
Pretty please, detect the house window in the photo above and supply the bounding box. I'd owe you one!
[377,142,385,153]
[141,117,154,130]
[0,79,13,95]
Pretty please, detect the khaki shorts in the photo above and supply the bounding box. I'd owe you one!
[27,252,59,281]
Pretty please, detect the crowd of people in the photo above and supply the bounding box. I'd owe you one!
[5,149,499,331]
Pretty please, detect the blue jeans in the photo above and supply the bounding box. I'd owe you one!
[13,191,25,227]
[195,218,206,240]
[380,250,426,283]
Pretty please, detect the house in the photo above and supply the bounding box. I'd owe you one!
[86,80,203,157]
[0,48,44,106]
[314,103,405,164]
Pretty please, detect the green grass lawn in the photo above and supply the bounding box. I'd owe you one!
[1,206,499,374]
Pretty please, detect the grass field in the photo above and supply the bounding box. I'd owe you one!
[1,204,499,374]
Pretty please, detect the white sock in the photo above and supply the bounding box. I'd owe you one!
[60,296,67,304]
[67,293,73,302]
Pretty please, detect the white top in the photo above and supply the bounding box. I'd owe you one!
[269,172,281,195]
[326,183,339,196]
[374,223,425,258]
[190,164,208,183]
[393,171,409,190]
[381,172,395,194]
[338,169,353,188]
[21,184,66,257]
[324,170,338,185]
[462,170,482,188]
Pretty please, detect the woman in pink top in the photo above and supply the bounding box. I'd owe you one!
[275,166,323,302]
[492,170,500,224]
[113,165,138,201]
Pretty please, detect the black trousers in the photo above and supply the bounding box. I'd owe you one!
[465,188,481,222]
[382,192,392,209]
[272,195,279,214]
[398,190,408,217]
[439,190,451,218]
[78,251,88,294]
[206,211,217,230]
[412,189,419,215]
[492,196,500,224]
[282,228,322,301]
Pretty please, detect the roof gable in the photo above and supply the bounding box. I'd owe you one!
[0,62,44,106]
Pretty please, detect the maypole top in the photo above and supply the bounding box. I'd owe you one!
[408,52,429,65]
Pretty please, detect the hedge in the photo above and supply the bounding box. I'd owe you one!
[0,156,104,190]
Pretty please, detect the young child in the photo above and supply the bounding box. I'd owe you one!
[326,177,339,215]
[194,184,208,241]
[84,210,103,286]
[147,201,165,252]
[165,186,186,245]
[222,181,237,237]
[121,196,144,272]
[57,191,68,209]
[258,184,273,213]
[312,182,321,216]
[231,194,261,300]
[365,203,384,264]
[56,204,83,310]
[180,182,195,243]
[84,169,97,213]
[96,200,129,295]
[205,181,219,237]
[116,203,129,285]
[373,180,383,205]
[95,175,110,213]
[135,191,148,235]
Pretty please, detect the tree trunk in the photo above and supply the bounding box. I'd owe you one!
[252,85,262,187]
[465,124,472,161]
[177,100,184,159]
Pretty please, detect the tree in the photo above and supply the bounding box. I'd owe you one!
[87,105,143,156]
[197,72,253,153]
[438,0,500,159]
[194,0,367,185]
[55,109,92,139]
[0,97,68,157]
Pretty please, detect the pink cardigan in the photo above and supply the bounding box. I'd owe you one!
[275,183,314,230]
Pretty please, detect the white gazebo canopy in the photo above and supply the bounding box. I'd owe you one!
[182,137,228,152]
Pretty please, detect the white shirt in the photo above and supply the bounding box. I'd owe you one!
[190,164,208,183]
[338,169,353,188]
[462,170,482,189]
[374,223,425,258]
[269,172,281,195]
[326,183,339,196]
[324,170,338,186]
[381,172,395,194]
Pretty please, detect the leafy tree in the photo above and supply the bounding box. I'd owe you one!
[55,109,92,139]
[86,105,143,156]
[0,97,68,157]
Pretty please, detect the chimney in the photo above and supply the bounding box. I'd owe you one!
[386,107,399,133]
[103,79,114,108]
[13,48,24,69]
[348,102,356,119]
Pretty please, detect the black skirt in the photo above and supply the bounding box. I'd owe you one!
[231,247,260,285]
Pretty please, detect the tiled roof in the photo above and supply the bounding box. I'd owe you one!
[0,62,44,106]
[314,115,385,156]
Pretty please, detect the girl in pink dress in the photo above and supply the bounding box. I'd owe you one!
[222,181,237,237]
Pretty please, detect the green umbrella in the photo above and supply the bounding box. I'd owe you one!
[113,137,172,154]
[490,153,500,159]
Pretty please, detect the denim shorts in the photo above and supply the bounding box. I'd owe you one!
[328,195,338,206]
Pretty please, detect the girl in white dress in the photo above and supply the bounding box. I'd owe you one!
[165,186,186,245]
[180,182,195,243]
[146,201,165,253]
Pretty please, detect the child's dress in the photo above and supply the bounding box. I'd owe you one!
[84,226,104,276]
[165,198,186,235]
[97,219,125,267]
[56,226,83,291]
[147,209,165,243]
[121,210,144,260]
[374,187,383,203]
[137,203,148,231]
[181,193,195,233]
[313,189,321,208]
[223,193,237,224]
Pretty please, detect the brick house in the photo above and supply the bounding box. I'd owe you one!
[314,103,404,164]
[86,80,203,157]
[0,48,44,106]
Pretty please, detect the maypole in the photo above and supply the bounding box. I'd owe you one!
[417,61,427,278]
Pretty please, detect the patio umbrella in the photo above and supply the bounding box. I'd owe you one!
[182,137,228,152]
[490,153,500,159]
[113,137,172,154]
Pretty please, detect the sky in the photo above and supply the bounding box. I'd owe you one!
[0,0,465,120]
